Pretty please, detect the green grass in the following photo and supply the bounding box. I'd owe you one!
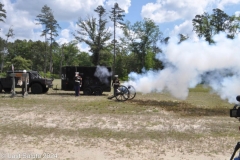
[0,122,209,141]
[189,84,211,92]
[0,79,233,117]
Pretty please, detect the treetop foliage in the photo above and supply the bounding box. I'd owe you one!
[0,2,6,22]
[192,8,240,43]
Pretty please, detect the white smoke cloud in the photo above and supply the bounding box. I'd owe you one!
[125,33,240,103]
[94,65,112,84]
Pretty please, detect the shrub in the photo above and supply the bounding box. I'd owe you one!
[39,71,59,79]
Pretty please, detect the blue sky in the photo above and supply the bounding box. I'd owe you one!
[0,0,240,52]
[125,0,155,23]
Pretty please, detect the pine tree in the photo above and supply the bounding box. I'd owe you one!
[109,3,125,75]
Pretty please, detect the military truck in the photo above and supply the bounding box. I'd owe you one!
[0,70,53,94]
[61,66,112,95]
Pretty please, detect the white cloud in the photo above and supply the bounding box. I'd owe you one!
[170,20,192,36]
[141,0,240,24]
[2,0,130,39]
[0,0,131,47]
[60,29,70,40]
[77,43,91,54]
[0,0,39,41]
[57,29,72,45]
[217,0,240,9]
[140,0,240,39]
[1,0,239,49]
[170,20,200,41]
[141,0,211,23]
[235,11,240,16]
[14,0,105,21]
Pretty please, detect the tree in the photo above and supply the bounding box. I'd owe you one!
[115,52,128,80]
[62,41,79,66]
[29,40,46,71]
[210,8,229,34]
[0,37,6,71]
[47,12,61,73]
[119,19,163,73]
[4,39,48,72]
[93,5,110,65]
[192,9,237,44]
[119,19,163,74]
[77,52,93,66]
[36,5,61,73]
[74,5,112,65]
[192,12,214,44]
[225,15,240,39]
[127,18,162,72]
[161,37,170,45]
[11,56,32,70]
[109,3,125,75]
[178,34,189,44]
[35,5,50,74]
[0,2,6,22]
[0,27,14,73]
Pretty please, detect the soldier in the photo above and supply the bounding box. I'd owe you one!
[74,72,82,96]
[108,75,120,99]
[21,70,29,97]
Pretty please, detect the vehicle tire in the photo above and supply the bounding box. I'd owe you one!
[42,87,49,93]
[31,83,43,94]
[3,88,11,93]
[0,84,2,93]
[83,87,92,95]
[94,88,102,96]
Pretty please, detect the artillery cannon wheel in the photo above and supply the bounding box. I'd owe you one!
[127,85,136,100]
[115,85,130,101]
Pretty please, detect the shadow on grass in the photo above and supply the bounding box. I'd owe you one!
[129,99,229,117]
[48,92,109,96]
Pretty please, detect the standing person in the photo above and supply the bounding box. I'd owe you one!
[21,70,29,97]
[112,75,120,97]
[74,72,82,96]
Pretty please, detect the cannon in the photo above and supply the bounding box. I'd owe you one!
[114,85,136,101]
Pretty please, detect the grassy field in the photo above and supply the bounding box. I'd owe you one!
[0,79,238,159]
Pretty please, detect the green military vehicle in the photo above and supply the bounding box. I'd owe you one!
[0,70,53,94]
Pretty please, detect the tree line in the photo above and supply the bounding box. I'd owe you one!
[0,2,240,79]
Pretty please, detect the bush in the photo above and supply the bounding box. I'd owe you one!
[0,72,6,78]
[39,71,59,79]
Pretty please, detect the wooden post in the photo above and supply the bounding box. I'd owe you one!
[10,73,16,98]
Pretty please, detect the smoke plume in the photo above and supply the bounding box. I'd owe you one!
[94,65,112,84]
[124,33,240,103]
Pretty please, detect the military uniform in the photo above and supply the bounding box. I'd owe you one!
[74,74,82,96]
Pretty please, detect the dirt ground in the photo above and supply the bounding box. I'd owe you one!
[0,90,238,160]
